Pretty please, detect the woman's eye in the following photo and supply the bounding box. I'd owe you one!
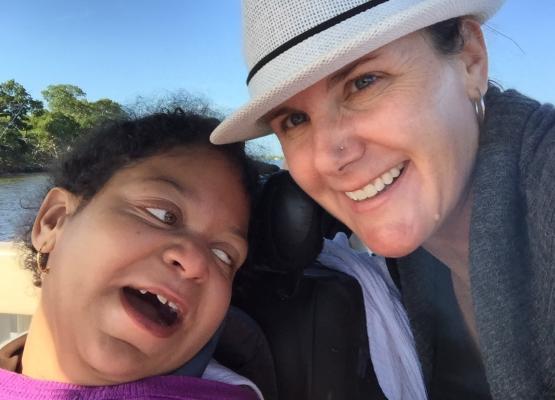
[283,112,308,130]
[352,74,377,91]
[146,207,177,225]
[211,248,232,266]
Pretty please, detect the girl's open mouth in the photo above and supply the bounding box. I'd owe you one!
[121,286,184,338]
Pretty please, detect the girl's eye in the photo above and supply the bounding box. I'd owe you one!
[146,207,177,225]
[211,248,232,266]
[351,74,377,91]
[283,112,308,130]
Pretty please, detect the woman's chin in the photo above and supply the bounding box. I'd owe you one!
[358,226,423,258]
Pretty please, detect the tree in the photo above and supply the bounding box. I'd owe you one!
[87,98,127,126]
[0,80,43,172]
[1,82,126,172]
[26,111,81,159]
[42,84,126,129]
[0,80,43,131]
[41,84,90,126]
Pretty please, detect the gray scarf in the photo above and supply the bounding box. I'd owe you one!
[398,88,555,399]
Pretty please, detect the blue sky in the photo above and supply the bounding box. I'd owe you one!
[1,0,554,154]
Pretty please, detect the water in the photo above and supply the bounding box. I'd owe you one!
[0,174,49,241]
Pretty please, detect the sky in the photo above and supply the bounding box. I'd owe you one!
[1,0,554,155]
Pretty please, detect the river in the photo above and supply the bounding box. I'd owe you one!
[0,174,49,241]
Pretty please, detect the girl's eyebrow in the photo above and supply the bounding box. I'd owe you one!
[139,176,193,196]
[139,176,248,242]
[229,226,248,243]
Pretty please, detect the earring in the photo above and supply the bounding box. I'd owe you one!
[473,91,485,124]
[36,245,50,276]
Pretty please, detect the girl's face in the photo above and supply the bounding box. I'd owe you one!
[34,147,250,384]
[268,25,487,257]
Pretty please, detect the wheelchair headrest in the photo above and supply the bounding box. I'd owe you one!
[250,170,349,277]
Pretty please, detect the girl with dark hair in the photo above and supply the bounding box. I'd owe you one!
[0,110,261,399]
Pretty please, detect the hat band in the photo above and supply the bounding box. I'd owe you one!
[246,0,390,85]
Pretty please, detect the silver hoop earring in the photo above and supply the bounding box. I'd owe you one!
[473,93,485,124]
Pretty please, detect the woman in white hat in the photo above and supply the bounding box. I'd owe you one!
[211,1,554,399]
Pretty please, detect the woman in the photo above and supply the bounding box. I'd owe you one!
[0,110,261,399]
[211,0,554,399]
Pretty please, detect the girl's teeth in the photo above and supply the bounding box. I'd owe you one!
[135,288,179,312]
[345,163,404,201]
[156,294,168,304]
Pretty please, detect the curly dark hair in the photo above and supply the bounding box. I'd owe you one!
[19,109,259,286]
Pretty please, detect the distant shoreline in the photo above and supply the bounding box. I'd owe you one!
[0,169,47,178]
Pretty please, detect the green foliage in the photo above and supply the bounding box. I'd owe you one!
[0,80,127,173]
[0,80,44,172]
[42,85,127,128]
[25,112,82,161]
[0,80,43,131]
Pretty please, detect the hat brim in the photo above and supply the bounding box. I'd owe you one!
[211,0,503,145]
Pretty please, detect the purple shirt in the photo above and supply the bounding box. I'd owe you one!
[0,367,259,400]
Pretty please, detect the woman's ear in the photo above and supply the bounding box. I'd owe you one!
[31,188,79,253]
[458,18,489,97]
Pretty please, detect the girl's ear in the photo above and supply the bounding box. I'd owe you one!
[458,18,489,97]
[31,188,79,253]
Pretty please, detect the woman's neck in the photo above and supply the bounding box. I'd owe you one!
[424,192,473,285]
[423,192,479,343]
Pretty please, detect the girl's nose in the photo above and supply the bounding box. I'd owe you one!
[162,240,209,282]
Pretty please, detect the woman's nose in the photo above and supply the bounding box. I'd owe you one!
[312,117,364,175]
[162,240,209,281]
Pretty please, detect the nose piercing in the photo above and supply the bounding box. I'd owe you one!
[338,145,345,152]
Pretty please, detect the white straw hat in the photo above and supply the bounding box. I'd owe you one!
[211,0,504,144]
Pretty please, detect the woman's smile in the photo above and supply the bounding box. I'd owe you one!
[344,161,406,201]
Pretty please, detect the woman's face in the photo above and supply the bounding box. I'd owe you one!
[268,26,486,257]
[36,147,250,384]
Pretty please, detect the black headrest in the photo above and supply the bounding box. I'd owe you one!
[249,171,349,294]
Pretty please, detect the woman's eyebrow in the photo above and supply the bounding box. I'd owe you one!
[263,106,299,125]
[262,54,381,125]
[327,53,379,90]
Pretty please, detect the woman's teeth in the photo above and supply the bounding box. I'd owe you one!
[345,163,404,201]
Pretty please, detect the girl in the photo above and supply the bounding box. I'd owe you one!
[0,109,260,399]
